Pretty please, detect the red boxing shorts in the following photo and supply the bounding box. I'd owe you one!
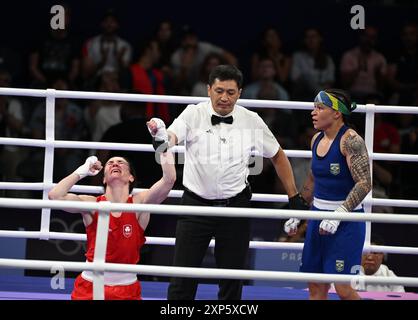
[71,274,141,300]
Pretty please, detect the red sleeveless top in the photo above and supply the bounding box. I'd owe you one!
[85,195,146,264]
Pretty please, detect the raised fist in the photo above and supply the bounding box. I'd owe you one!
[74,156,102,179]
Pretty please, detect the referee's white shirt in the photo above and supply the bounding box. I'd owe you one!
[168,101,280,200]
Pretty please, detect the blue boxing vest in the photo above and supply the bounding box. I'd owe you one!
[312,125,355,201]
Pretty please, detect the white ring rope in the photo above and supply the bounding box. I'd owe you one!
[1,87,418,299]
[1,198,418,257]
[0,257,417,288]
[1,198,418,224]
[2,230,418,256]
[1,87,418,112]
[1,182,418,208]
[1,136,418,162]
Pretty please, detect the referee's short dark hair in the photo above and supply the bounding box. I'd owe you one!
[208,64,243,89]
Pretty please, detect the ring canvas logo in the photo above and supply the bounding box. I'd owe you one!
[330,163,340,175]
[336,260,345,272]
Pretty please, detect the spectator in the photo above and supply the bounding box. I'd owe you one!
[84,71,122,142]
[130,39,170,123]
[290,28,335,101]
[29,4,80,88]
[153,20,179,79]
[191,52,225,97]
[0,70,29,189]
[387,22,418,106]
[242,56,290,129]
[170,25,237,95]
[373,112,400,155]
[355,235,405,292]
[340,26,387,102]
[24,78,87,181]
[0,46,25,87]
[251,27,291,85]
[242,57,289,102]
[81,9,132,89]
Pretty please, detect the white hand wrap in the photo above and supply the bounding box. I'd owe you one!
[74,156,100,179]
[284,218,301,234]
[148,118,168,142]
[319,219,340,234]
[319,205,347,234]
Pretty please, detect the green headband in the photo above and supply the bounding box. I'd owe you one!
[314,91,356,115]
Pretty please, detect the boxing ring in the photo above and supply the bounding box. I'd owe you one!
[1,87,418,300]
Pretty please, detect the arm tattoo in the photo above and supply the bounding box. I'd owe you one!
[342,133,372,212]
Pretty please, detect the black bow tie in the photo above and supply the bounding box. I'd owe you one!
[211,114,233,125]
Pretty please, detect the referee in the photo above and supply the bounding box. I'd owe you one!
[165,65,308,300]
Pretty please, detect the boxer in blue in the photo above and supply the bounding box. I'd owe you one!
[284,89,372,300]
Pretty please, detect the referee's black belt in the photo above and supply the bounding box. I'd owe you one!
[183,185,250,207]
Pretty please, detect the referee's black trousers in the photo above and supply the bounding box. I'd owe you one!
[167,189,251,300]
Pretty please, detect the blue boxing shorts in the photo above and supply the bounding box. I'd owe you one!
[300,206,365,275]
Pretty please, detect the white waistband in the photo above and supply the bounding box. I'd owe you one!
[313,197,362,211]
[81,269,137,286]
